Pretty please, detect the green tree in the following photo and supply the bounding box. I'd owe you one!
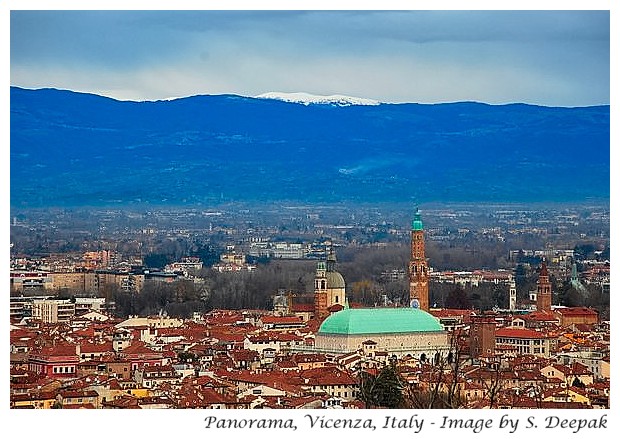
[178,351,197,363]
[358,362,405,408]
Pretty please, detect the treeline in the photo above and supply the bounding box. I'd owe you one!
[103,242,608,318]
[111,260,316,318]
[204,260,316,310]
[111,280,207,319]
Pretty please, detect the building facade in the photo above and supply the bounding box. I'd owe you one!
[470,316,496,358]
[495,327,554,357]
[313,306,451,361]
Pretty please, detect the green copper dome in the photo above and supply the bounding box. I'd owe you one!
[412,209,424,231]
[318,307,443,335]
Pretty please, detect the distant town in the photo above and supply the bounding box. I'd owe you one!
[9,202,610,409]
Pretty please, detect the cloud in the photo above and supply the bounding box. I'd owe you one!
[10,10,610,106]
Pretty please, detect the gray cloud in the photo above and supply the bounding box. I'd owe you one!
[10,10,610,106]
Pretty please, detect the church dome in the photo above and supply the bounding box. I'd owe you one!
[318,307,443,335]
[325,271,346,289]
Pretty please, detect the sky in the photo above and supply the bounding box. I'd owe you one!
[7,7,612,106]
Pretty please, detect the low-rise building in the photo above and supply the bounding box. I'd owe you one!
[495,327,554,357]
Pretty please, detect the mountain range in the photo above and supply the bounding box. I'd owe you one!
[10,86,610,208]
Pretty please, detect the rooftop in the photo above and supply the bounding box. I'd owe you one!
[318,307,443,335]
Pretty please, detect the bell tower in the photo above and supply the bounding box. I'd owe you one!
[314,258,329,320]
[409,208,429,311]
[509,279,517,311]
[536,260,552,312]
[314,247,346,321]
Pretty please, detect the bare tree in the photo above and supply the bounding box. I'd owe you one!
[401,329,467,409]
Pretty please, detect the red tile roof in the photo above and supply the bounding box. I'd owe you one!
[554,307,598,317]
[177,384,238,408]
[291,353,329,364]
[523,310,559,322]
[291,303,314,312]
[247,332,303,343]
[59,389,99,399]
[495,327,549,339]
[102,394,141,409]
[229,349,260,362]
[300,366,357,386]
[30,344,80,361]
[120,341,162,359]
[260,315,303,325]
[273,360,298,370]
[79,341,114,354]
[190,375,234,390]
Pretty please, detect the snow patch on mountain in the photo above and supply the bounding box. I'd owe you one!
[255,92,380,106]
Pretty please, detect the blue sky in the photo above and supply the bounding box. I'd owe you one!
[8,8,612,106]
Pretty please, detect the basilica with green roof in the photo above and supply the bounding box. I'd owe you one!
[311,209,452,361]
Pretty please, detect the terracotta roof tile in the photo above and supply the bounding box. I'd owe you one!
[495,327,549,339]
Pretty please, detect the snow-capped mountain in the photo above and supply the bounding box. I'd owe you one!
[255,91,380,106]
[10,86,609,207]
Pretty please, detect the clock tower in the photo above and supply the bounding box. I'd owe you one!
[409,208,429,311]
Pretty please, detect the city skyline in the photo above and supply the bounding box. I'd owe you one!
[5,0,616,427]
[8,7,611,106]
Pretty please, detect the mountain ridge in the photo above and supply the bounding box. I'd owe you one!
[10,86,610,208]
[14,86,611,109]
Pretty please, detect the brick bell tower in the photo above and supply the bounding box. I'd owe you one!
[314,258,329,321]
[409,208,429,311]
[536,260,552,312]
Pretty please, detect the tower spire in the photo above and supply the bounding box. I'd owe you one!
[327,246,337,272]
[409,207,429,311]
[412,207,424,231]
